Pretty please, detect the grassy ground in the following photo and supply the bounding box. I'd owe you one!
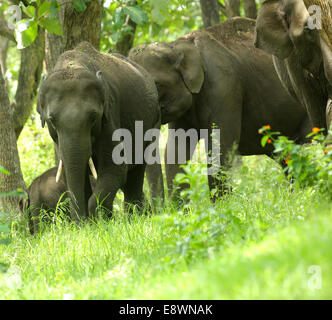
[0,114,331,300]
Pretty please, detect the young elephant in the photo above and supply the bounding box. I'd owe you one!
[129,17,311,201]
[19,167,68,234]
[37,42,161,220]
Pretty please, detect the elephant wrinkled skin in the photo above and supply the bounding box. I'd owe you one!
[255,0,332,131]
[129,18,311,200]
[38,42,161,220]
[19,167,68,234]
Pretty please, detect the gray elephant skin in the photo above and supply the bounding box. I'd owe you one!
[19,167,68,234]
[254,0,332,131]
[37,42,161,220]
[129,17,311,200]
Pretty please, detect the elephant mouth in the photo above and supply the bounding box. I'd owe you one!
[55,157,98,183]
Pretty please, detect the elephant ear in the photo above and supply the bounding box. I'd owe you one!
[96,71,120,130]
[171,39,204,94]
[37,75,48,128]
[37,95,46,128]
[255,0,294,60]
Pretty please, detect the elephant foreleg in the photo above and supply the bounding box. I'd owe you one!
[88,168,125,218]
[122,164,146,215]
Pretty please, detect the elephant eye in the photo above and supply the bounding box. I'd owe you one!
[155,82,163,91]
[89,111,98,124]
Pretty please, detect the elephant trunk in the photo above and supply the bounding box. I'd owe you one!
[58,135,94,221]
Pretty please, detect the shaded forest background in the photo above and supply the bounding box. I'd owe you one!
[0,0,264,213]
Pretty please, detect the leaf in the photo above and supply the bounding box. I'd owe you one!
[73,0,91,12]
[38,18,62,36]
[0,165,10,175]
[22,5,36,18]
[150,0,168,24]
[0,238,12,246]
[0,224,10,234]
[261,135,270,147]
[114,7,125,27]
[50,0,60,18]
[38,1,51,18]
[15,19,38,49]
[123,6,149,25]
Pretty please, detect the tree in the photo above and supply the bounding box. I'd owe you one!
[0,0,103,214]
[244,0,257,19]
[0,65,25,215]
[224,0,241,17]
[115,0,138,56]
[304,0,332,51]
[45,0,103,73]
[12,28,45,138]
[0,3,45,139]
[200,0,220,28]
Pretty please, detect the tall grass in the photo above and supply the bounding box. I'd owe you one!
[1,149,331,299]
[0,114,331,299]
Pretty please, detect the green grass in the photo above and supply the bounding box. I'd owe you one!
[138,203,332,299]
[0,114,331,299]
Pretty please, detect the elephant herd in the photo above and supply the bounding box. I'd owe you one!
[20,2,332,234]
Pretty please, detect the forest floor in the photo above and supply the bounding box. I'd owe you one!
[0,112,331,299]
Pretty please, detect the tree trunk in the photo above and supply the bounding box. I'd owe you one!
[199,0,220,28]
[244,0,257,19]
[115,16,137,56]
[45,33,63,74]
[44,0,104,165]
[45,0,103,73]
[12,28,45,139]
[0,36,8,75]
[0,36,9,91]
[0,67,26,215]
[115,0,138,56]
[224,0,241,17]
[304,0,332,51]
[61,0,103,53]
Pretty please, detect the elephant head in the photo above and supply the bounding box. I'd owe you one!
[255,0,332,130]
[37,65,109,220]
[129,39,204,124]
[254,0,323,75]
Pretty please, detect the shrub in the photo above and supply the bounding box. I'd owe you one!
[259,125,332,197]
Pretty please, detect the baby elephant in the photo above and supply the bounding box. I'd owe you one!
[19,167,69,234]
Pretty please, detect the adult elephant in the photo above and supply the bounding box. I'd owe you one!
[37,42,161,220]
[254,0,332,131]
[129,18,311,200]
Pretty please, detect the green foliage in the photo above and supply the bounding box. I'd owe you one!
[260,125,332,197]
[73,0,91,12]
[13,0,62,48]
[1,0,331,299]
[101,0,202,51]
[1,154,331,299]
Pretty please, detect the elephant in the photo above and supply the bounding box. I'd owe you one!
[19,167,68,234]
[37,42,161,220]
[254,0,332,132]
[129,17,311,200]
